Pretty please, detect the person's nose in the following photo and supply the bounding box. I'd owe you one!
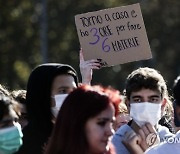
[142,97,149,102]
[105,125,114,136]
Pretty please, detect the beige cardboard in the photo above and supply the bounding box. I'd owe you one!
[75,3,152,66]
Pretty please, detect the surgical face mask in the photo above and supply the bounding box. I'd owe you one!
[130,102,161,127]
[0,122,23,154]
[51,94,68,117]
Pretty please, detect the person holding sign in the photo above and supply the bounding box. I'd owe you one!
[111,67,173,154]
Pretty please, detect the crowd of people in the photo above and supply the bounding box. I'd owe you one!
[0,49,179,154]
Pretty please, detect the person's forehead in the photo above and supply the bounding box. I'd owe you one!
[130,88,161,97]
[96,104,115,119]
[52,74,76,88]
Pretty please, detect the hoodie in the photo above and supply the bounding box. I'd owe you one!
[16,63,78,154]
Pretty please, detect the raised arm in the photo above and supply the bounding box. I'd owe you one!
[79,48,101,85]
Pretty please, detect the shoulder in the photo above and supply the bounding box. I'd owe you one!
[114,124,132,136]
[145,141,180,154]
[146,131,180,154]
[157,124,174,139]
[111,124,133,154]
[112,124,132,142]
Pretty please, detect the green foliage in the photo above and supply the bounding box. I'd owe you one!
[0,0,179,94]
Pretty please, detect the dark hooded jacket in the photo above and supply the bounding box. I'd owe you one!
[16,63,78,154]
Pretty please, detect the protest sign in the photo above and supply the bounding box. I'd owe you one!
[75,3,152,66]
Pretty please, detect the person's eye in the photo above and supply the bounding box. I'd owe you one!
[59,89,68,94]
[133,98,141,103]
[150,98,160,103]
[97,121,106,127]
[59,88,74,94]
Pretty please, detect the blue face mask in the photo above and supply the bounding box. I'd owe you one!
[0,122,23,154]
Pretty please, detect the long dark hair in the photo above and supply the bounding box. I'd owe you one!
[45,84,121,154]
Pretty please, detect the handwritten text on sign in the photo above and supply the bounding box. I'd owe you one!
[75,3,152,66]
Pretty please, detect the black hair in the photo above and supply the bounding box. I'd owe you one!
[173,75,180,106]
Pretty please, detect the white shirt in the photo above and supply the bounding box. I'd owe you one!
[146,131,180,154]
[112,124,173,154]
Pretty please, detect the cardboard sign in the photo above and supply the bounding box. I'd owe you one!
[75,3,152,67]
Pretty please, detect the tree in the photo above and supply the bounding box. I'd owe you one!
[0,0,179,93]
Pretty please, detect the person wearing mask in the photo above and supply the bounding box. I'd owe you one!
[44,84,121,154]
[123,75,180,154]
[0,93,23,154]
[16,63,79,154]
[112,67,173,154]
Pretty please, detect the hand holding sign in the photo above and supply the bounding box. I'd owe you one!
[79,48,101,84]
[75,3,152,67]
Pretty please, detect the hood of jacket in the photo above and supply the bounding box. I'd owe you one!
[26,63,78,130]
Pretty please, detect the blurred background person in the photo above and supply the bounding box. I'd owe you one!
[45,84,121,154]
[0,93,23,154]
[113,96,131,131]
[11,90,27,128]
[0,84,11,97]
[173,75,180,132]
[159,97,175,134]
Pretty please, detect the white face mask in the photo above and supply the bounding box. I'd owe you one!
[51,94,68,118]
[130,102,161,127]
